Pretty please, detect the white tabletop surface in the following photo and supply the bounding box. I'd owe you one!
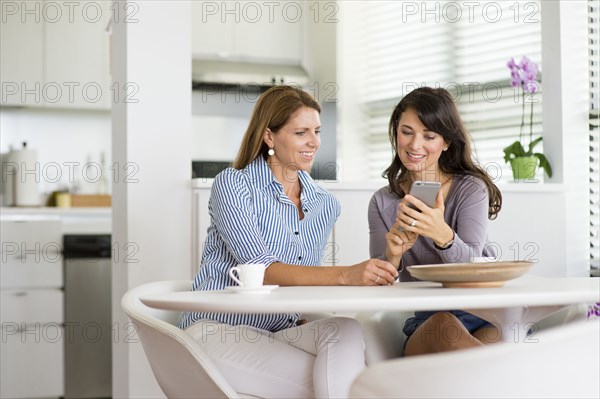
[141,276,600,314]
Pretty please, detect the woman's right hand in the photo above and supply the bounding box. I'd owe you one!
[385,223,418,268]
[342,259,399,286]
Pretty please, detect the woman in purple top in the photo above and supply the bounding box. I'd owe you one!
[368,87,503,356]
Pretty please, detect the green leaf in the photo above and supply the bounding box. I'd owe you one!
[534,153,553,178]
[503,141,527,163]
[527,137,543,154]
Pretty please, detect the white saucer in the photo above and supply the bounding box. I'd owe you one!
[225,285,279,294]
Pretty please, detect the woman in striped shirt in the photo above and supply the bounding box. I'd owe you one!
[180,86,397,399]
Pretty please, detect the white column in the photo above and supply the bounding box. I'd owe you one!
[541,1,590,276]
[336,1,369,181]
[111,1,192,398]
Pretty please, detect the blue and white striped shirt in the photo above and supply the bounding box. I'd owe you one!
[179,156,340,332]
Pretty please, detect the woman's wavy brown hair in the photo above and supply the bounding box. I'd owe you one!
[233,86,321,169]
[383,87,502,219]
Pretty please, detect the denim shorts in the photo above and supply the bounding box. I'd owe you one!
[402,310,493,338]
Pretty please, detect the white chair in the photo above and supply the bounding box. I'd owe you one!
[354,311,414,365]
[534,302,588,330]
[355,303,589,365]
[350,318,600,398]
[121,280,261,399]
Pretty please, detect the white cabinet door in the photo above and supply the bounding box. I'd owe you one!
[0,289,64,399]
[191,0,302,64]
[234,2,303,64]
[0,0,44,106]
[0,325,64,399]
[0,289,64,324]
[44,0,111,109]
[0,218,65,398]
[1,219,62,253]
[0,0,110,109]
[1,255,63,289]
[191,1,235,58]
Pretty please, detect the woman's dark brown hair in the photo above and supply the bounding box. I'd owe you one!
[233,85,321,169]
[383,87,502,219]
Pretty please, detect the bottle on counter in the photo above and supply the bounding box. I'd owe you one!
[13,142,40,207]
[98,151,109,195]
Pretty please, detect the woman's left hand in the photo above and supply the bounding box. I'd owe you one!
[397,191,454,247]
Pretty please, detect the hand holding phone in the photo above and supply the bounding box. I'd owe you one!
[396,181,441,231]
[406,181,441,211]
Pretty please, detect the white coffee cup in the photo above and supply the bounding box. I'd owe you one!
[228,264,265,288]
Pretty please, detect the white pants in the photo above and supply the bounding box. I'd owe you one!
[185,317,366,399]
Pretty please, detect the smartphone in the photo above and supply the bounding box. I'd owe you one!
[397,181,441,232]
[407,181,441,211]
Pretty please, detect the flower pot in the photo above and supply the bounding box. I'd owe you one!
[510,156,538,180]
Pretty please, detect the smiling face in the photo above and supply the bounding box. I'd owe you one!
[264,106,321,173]
[396,107,448,177]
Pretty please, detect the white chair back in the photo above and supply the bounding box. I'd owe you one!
[121,280,240,399]
[355,311,414,365]
[350,318,600,398]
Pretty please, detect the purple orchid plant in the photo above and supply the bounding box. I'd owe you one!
[503,56,553,177]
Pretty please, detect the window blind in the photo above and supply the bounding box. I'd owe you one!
[358,1,453,179]
[589,0,600,273]
[454,3,542,181]
[353,1,542,181]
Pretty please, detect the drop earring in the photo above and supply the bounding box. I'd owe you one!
[268,148,275,156]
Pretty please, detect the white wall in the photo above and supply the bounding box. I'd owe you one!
[111,2,192,398]
[336,2,368,182]
[0,108,111,199]
[191,115,247,161]
[541,1,590,276]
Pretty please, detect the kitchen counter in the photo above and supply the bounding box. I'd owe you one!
[193,178,566,193]
[1,207,112,234]
[192,178,384,191]
[1,207,111,216]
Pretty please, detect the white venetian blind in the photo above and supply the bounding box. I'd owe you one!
[454,2,542,180]
[589,0,600,273]
[358,1,453,179]
[354,1,542,181]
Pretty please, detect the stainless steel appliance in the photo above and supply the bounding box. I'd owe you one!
[63,234,112,398]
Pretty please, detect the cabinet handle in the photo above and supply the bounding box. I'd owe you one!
[13,292,27,297]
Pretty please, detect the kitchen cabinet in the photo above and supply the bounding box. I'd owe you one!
[0,324,64,399]
[0,0,111,109]
[191,0,303,65]
[0,208,112,398]
[44,0,111,109]
[0,0,44,106]
[191,1,234,59]
[0,219,64,399]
